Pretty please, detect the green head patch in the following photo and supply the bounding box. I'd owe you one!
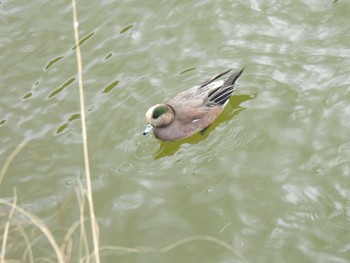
[152,105,167,119]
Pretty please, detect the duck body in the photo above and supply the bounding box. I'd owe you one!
[143,68,244,141]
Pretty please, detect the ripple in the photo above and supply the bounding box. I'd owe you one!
[113,192,144,210]
[22,92,32,99]
[179,67,196,75]
[56,113,80,135]
[283,184,302,205]
[118,161,133,173]
[120,24,134,34]
[339,142,350,153]
[44,56,64,70]
[104,53,113,60]
[20,44,35,52]
[48,78,75,98]
[72,32,94,50]
[102,80,119,93]
[0,37,12,48]
[303,186,320,202]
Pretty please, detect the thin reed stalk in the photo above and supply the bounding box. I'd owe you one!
[76,184,90,262]
[0,142,26,186]
[96,235,250,263]
[0,189,17,263]
[18,224,34,263]
[71,0,100,262]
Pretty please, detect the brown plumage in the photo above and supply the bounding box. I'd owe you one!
[143,68,244,141]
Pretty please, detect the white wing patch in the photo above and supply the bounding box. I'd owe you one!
[207,80,224,90]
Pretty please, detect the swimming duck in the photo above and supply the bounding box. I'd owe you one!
[143,68,244,141]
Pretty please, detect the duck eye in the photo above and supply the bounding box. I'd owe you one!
[152,112,161,119]
[152,106,167,119]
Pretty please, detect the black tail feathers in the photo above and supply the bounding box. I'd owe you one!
[222,67,245,89]
[208,68,245,105]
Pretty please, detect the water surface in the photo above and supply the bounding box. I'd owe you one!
[1,0,350,262]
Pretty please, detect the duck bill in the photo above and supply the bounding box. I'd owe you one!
[143,124,153,135]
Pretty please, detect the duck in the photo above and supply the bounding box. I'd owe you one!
[143,68,244,141]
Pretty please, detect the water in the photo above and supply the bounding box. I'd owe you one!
[1,0,350,262]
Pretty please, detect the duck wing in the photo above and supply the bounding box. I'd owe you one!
[168,69,231,108]
[168,68,244,122]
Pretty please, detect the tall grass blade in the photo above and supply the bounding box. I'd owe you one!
[71,0,100,262]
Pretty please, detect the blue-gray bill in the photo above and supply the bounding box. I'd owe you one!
[143,124,153,135]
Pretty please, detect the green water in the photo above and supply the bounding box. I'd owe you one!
[1,0,350,262]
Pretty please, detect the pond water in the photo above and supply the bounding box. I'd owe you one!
[1,0,350,262]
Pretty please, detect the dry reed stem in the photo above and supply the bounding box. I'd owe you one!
[158,235,249,263]
[0,199,65,263]
[0,142,26,186]
[96,235,249,263]
[76,184,90,263]
[1,188,17,263]
[71,0,100,262]
[18,224,34,263]
[60,220,82,258]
